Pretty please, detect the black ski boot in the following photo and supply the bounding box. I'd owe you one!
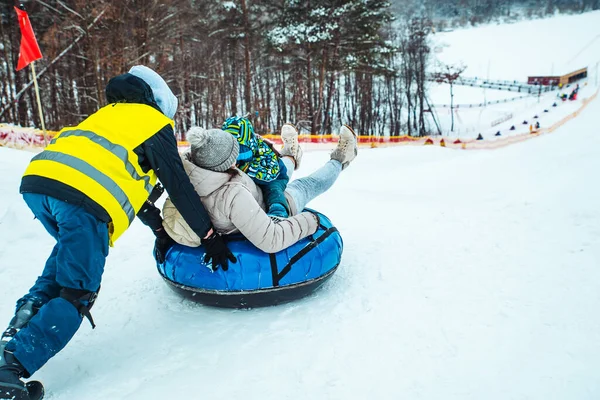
[0,300,45,400]
[3,300,39,343]
[0,351,44,400]
[0,351,30,400]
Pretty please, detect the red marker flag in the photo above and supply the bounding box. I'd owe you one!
[14,7,43,71]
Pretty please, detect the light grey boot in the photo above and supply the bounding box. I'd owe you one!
[330,125,358,170]
[280,123,303,170]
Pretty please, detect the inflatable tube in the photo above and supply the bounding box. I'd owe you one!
[157,210,343,308]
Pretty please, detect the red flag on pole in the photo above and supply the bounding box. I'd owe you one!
[14,6,43,71]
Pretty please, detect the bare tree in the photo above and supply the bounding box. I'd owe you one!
[432,62,466,132]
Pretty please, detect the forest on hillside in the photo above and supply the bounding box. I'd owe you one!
[392,0,599,29]
[0,0,597,137]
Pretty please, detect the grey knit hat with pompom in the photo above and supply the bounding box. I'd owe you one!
[187,127,239,172]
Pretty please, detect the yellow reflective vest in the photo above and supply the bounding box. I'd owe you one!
[23,103,174,245]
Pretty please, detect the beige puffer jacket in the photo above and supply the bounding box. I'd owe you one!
[162,153,319,253]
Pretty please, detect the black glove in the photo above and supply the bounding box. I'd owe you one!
[203,230,237,272]
[153,228,175,264]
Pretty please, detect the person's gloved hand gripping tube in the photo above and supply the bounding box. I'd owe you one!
[153,226,236,272]
[202,229,237,271]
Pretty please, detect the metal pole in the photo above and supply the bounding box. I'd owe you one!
[30,62,48,146]
[484,59,490,107]
[450,82,455,132]
[0,7,107,121]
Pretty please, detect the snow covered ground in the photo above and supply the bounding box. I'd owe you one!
[2,12,600,400]
[433,11,600,82]
[2,73,600,400]
[429,11,600,137]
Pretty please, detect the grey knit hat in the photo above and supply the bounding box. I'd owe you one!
[187,127,239,172]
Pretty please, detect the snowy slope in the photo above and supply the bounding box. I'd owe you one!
[429,11,600,137]
[2,87,600,399]
[434,11,600,80]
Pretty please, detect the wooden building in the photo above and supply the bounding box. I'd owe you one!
[527,67,588,86]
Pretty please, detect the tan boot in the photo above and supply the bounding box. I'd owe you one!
[330,125,358,170]
[280,123,303,170]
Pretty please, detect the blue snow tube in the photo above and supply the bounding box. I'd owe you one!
[156,210,343,308]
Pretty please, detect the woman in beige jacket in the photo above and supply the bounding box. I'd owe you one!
[162,124,357,255]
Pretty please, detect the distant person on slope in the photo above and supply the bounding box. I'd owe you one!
[161,124,358,254]
[0,66,234,400]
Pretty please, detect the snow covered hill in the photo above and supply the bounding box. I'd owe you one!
[434,11,600,81]
[430,11,600,138]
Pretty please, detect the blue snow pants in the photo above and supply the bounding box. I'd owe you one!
[255,159,290,214]
[5,193,109,376]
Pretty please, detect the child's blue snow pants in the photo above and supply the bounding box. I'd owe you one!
[256,159,290,214]
[5,193,109,376]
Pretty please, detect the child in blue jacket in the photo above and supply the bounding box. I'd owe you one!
[222,116,290,218]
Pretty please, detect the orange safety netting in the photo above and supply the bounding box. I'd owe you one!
[3,89,597,152]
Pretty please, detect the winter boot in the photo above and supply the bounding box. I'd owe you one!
[0,300,45,400]
[3,300,38,343]
[280,123,303,170]
[0,299,39,360]
[330,125,358,170]
[0,350,30,400]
